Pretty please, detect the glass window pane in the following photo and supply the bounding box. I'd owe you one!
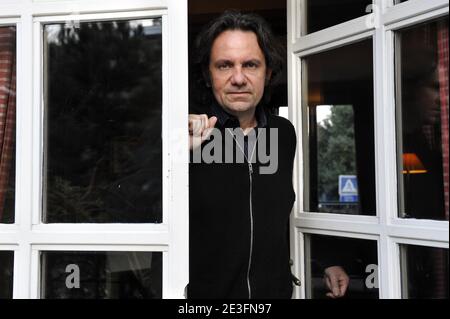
[303,40,376,215]
[41,251,162,299]
[395,17,449,220]
[400,245,449,299]
[43,19,163,223]
[305,234,379,299]
[0,251,14,299]
[303,0,373,35]
[0,26,16,224]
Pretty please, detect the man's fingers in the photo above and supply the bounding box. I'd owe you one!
[324,266,349,298]
[189,114,217,150]
[201,114,207,134]
[340,284,347,296]
[327,273,341,297]
[189,114,209,136]
[201,117,218,142]
[198,115,206,136]
[324,275,338,298]
[189,114,216,133]
[326,292,337,299]
[332,285,340,297]
[189,115,202,135]
[201,127,214,142]
[339,274,350,295]
[325,275,332,290]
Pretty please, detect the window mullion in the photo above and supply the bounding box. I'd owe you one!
[15,9,34,299]
[373,0,400,298]
[165,0,189,299]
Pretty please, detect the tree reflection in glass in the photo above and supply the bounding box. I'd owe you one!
[303,40,376,216]
[43,19,162,223]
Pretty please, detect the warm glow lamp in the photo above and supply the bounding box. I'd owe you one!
[402,153,427,174]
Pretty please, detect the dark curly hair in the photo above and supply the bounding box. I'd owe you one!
[192,10,284,108]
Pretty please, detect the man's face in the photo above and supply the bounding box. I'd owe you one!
[208,30,271,117]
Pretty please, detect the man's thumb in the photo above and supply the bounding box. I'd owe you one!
[201,117,217,142]
[209,116,218,128]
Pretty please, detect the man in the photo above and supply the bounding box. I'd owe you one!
[188,11,349,299]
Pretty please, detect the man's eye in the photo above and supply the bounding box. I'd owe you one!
[244,62,258,69]
[218,64,231,70]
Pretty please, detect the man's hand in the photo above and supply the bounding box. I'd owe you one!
[189,114,218,150]
[324,266,349,298]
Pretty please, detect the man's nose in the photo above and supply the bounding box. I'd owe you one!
[230,67,247,86]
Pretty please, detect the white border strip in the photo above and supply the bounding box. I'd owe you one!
[1,0,167,18]
[33,9,167,23]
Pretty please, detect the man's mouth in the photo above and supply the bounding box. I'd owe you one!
[227,92,251,95]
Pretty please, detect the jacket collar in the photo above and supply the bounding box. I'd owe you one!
[210,101,268,129]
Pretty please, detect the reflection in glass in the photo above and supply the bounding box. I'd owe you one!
[43,19,163,223]
[41,251,162,299]
[303,0,373,34]
[305,234,379,299]
[316,105,359,214]
[0,26,16,224]
[303,40,376,215]
[0,251,14,299]
[396,17,449,220]
[400,245,448,299]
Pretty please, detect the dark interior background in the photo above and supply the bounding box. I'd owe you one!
[188,0,288,114]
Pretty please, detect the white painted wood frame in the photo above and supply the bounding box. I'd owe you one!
[287,0,449,299]
[0,0,189,299]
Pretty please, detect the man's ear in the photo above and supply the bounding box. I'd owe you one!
[265,68,273,86]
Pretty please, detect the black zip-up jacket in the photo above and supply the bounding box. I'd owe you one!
[188,105,297,299]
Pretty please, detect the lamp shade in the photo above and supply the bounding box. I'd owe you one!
[402,153,427,174]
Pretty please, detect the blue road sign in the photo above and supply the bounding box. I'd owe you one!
[339,195,359,203]
[339,175,358,196]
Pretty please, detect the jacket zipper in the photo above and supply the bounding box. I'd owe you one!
[247,162,254,299]
[227,128,257,299]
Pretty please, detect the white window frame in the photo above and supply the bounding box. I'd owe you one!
[0,0,189,299]
[288,0,449,299]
